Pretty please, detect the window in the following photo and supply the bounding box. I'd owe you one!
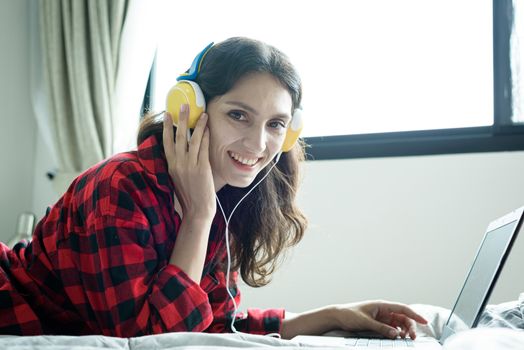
[148,0,524,159]
[512,0,524,123]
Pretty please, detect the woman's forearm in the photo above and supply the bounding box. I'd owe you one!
[169,214,214,283]
[280,305,340,340]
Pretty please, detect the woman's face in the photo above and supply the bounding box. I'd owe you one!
[206,72,293,190]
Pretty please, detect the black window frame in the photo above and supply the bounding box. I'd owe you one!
[143,0,524,160]
[304,0,524,160]
[140,51,156,118]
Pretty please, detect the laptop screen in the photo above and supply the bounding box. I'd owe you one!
[445,220,519,333]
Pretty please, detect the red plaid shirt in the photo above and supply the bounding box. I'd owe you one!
[0,134,284,336]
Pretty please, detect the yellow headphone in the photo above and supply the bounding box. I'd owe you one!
[166,42,303,152]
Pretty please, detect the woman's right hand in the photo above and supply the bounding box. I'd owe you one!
[163,104,216,219]
[164,104,216,283]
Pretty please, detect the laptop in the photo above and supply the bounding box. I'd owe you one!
[292,205,524,349]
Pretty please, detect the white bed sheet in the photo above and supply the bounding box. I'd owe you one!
[2,328,524,349]
[1,303,523,349]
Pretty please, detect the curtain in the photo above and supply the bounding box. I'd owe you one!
[31,0,161,193]
[39,0,128,173]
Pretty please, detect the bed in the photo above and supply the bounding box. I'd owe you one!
[1,297,522,349]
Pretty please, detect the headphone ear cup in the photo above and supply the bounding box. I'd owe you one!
[281,108,304,152]
[166,81,206,128]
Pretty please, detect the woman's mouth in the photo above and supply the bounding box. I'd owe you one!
[228,151,261,168]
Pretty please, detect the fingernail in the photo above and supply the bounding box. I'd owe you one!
[389,329,398,338]
[180,104,188,113]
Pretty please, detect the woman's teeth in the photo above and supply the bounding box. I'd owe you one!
[229,151,259,166]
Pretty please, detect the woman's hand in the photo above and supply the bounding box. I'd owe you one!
[281,300,428,340]
[163,104,216,219]
[333,300,428,339]
[164,104,217,283]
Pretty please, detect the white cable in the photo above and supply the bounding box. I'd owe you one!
[215,152,283,338]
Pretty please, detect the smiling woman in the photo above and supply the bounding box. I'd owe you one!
[135,37,428,339]
[138,37,307,291]
[1,36,428,340]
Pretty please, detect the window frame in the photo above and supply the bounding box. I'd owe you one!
[141,52,156,117]
[304,0,524,160]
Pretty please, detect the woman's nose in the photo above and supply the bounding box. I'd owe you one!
[243,125,266,153]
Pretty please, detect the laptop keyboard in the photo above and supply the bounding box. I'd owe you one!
[344,337,414,347]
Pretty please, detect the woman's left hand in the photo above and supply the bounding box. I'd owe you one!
[281,300,428,340]
[334,300,428,339]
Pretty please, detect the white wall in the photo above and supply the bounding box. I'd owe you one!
[1,0,523,318]
[241,152,524,311]
[31,132,60,219]
[0,0,37,243]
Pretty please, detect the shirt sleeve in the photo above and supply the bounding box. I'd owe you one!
[63,163,215,337]
[205,269,285,335]
[71,213,213,336]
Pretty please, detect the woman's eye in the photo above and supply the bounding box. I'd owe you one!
[269,120,286,129]
[228,111,246,121]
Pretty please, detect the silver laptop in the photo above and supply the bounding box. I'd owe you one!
[292,206,524,349]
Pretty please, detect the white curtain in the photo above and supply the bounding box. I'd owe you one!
[30,0,161,192]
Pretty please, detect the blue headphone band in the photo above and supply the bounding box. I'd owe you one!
[176,42,214,81]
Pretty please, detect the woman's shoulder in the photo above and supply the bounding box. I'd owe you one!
[77,151,143,187]
[63,136,171,221]
[68,151,156,216]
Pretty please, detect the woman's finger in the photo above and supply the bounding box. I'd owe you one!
[387,316,403,338]
[199,126,210,166]
[175,104,189,159]
[163,113,176,163]
[385,303,428,325]
[188,113,208,165]
[392,313,417,340]
[366,318,399,339]
[408,324,417,340]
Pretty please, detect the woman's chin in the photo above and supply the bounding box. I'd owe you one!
[227,179,255,189]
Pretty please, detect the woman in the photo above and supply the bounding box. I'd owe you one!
[0,37,426,338]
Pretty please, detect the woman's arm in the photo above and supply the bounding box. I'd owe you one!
[71,209,215,336]
[205,270,285,335]
[281,301,428,340]
[163,106,216,283]
[280,306,339,339]
[169,213,213,283]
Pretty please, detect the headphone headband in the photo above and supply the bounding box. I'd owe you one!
[177,42,214,81]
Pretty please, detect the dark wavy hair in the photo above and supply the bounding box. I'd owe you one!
[137,37,307,287]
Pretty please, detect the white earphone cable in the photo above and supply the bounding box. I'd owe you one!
[214,152,283,338]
